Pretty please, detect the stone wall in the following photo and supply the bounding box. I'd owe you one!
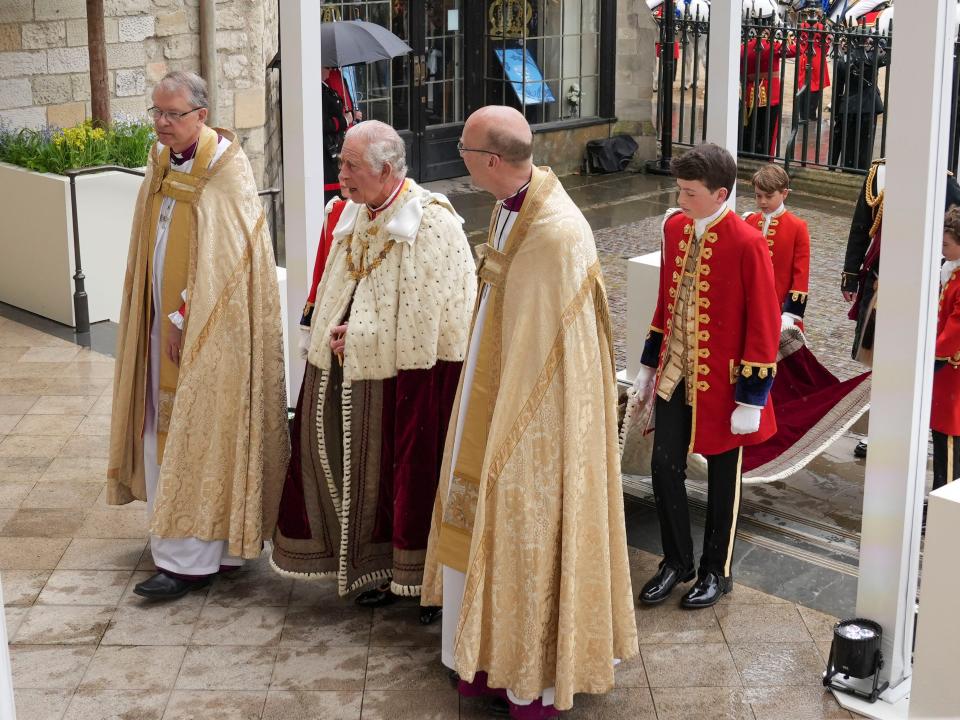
[614,2,659,163]
[0,0,278,185]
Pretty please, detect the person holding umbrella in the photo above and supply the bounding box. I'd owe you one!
[327,67,363,128]
[322,67,349,205]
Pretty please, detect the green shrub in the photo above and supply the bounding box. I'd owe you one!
[0,119,155,175]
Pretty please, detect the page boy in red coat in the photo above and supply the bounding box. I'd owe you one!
[298,195,348,357]
[630,144,781,609]
[743,164,811,332]
[931,206,960,490]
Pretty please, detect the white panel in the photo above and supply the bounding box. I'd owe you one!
[280,0,325,402]
[852,0,953,696]
[706,0,743,210]
[74,171,143,323]
[625,252,661,379]
[0,580,14,720]
[912,481,960,717]
[0,163,74,325]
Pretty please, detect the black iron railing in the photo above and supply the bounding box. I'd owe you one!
[65,165,282,335]
[652,11,933,175]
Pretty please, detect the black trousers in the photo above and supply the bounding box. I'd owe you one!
[830,112,878,171]
[651,387,744,578]
[932,431,960,491]
[741,105,782,158]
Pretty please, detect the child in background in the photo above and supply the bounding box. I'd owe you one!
[930,206,960,491]
[743,164,811,331]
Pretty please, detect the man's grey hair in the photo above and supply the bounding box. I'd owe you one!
[345,120,407,176]
[155,70,209,109]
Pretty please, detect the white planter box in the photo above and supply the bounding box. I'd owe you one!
[0,161,142,327]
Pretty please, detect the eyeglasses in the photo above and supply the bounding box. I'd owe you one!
[456,140,500,158]
[148,107,203,122]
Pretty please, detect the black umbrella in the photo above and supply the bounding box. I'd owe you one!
[320,20,413,67]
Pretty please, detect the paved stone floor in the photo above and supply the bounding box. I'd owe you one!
[0,311,858,718]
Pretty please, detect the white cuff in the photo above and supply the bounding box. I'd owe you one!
[167,310,185,331]
[298,325,311,360]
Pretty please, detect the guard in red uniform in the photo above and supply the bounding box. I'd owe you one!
[931,207,960,489]
[630,144,780,609]
[795,2,832,122]
[743,164,810,330]
[741,0,795,158]
[649,0,681,89]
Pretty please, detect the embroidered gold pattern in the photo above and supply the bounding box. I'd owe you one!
[343,233,397,281]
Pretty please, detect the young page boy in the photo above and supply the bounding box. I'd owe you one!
[630,143,781,609]
[931,206,960,489]
[743,164,811,331]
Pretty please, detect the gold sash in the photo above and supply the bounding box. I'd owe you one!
[434,175,541,573]
[145,125,218,461]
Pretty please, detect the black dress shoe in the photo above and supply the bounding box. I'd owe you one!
[680,571,732,609]
[854,440,868,459]
[355,584,399,608]
[419,605,442,625]
[133,572,210,600]
[639,563,696,605]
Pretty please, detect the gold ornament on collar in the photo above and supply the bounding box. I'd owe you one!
[343,229,397,282]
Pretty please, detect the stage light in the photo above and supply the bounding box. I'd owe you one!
[822,618,889,703]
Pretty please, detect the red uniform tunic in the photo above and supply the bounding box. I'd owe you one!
[743,209,810,318]
[932,266,960,435]
[645,209,781,455]
[797,22,832,93]
[654,5,681,60]
[741,37,795,112]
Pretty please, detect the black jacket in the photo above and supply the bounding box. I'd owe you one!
[322,82,347,181]
[842,163,960,290]
[833,40,888,117]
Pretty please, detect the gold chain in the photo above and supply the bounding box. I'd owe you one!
[344,230,397,281]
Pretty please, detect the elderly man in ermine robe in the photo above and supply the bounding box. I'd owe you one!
[107,71,289,600]
[422,106,639,720]
[270,121,475,625]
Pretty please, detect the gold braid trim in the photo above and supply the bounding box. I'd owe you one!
[865,161,885,238]
[738,361,778,380]
[790,290,808,302]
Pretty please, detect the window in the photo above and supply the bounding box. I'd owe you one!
[483,0,601,124]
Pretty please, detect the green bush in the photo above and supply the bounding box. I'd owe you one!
[0,119,155,175]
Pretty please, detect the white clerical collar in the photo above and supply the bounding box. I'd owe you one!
[763,203,786,221]
[367,178,406,216]
[694,203,728,237]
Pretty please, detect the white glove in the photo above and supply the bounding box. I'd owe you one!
[731,403,762,435]
[780,313,796,331]
[298,325,312,360]
[627,365,656,421]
